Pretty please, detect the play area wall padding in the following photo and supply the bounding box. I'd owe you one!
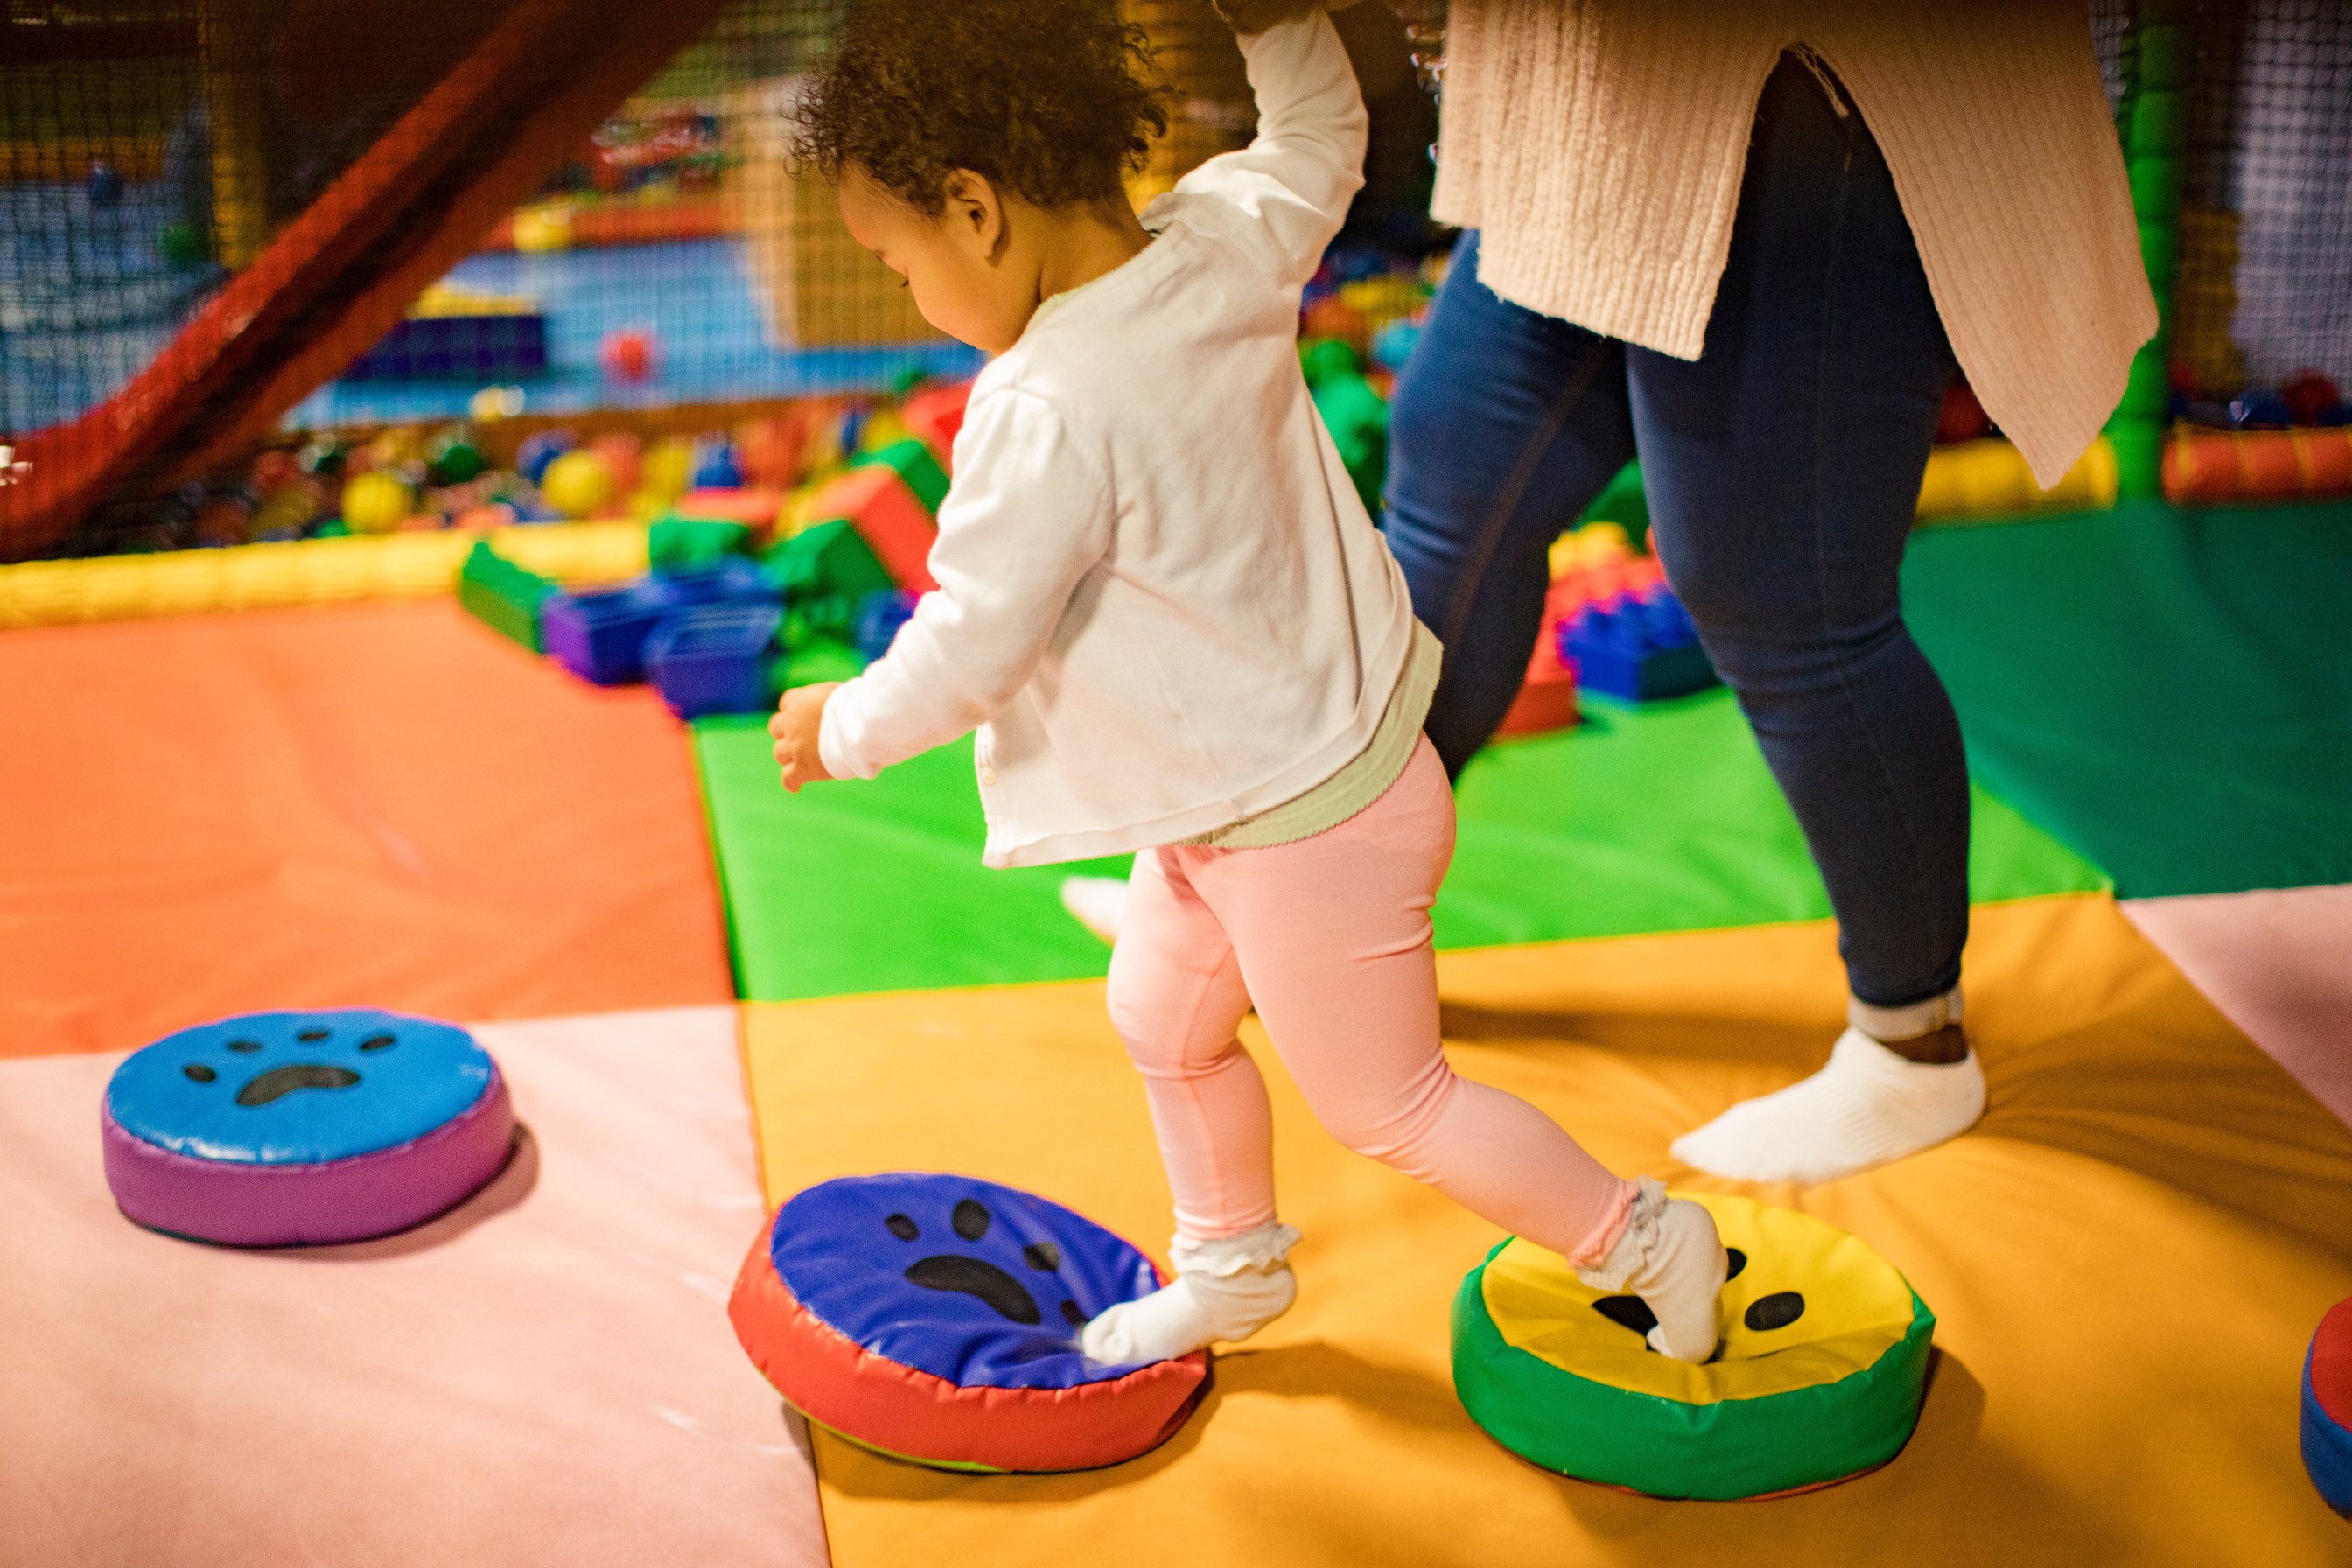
[0,522,646,629]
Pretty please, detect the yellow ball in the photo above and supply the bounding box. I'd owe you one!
[540,450,616,520]
[340,471,413,535]
[640,438,696,505]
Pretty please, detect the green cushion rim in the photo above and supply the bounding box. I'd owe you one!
[1450,1240,1936,1500]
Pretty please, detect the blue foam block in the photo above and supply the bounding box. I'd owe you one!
[648,602,785,718]
[1561,586,1720,703]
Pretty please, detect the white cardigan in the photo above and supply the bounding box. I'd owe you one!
[818,12,1414,870]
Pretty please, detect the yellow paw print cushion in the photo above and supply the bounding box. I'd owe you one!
[1452,1192,1934,1500]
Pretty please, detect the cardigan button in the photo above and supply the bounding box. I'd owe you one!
[977,766,997,786]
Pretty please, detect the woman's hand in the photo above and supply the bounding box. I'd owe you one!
[770,682,842,793]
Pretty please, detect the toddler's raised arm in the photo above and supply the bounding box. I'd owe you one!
[817,390,1111,780]
[1174,8,1368,286]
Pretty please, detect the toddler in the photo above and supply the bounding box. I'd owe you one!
[769,0,1728,1366]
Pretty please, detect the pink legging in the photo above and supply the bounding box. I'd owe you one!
[1106,736,1636,1264]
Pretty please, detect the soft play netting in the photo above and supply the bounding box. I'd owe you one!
[2,498,2348,1568]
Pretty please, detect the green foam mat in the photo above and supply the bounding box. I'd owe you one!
[695,688,2104,1002]
[1903,499,2352,898]
[1435,690,2105,950]
[693,720,1131,1003]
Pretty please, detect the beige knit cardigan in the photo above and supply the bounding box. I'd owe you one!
[1432,0,2158,486]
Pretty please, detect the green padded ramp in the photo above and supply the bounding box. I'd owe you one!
[1904,499,2352,898]
[695,690,2104,1002]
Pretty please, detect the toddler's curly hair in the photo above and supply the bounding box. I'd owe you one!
[793,0,1170,215]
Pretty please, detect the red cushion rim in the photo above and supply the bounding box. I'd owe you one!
[726,1223,1208,1472]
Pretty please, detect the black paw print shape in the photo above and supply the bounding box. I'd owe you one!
[1592,1248,1808,1354]
[887,1197,1092,1332]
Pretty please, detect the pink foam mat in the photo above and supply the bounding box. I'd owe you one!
[0,1005,830,1568]
[2125,885,2352,1129]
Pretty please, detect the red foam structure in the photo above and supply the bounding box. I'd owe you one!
[808,466,939,592]
[0,0,730,562]
[901,382,975,473]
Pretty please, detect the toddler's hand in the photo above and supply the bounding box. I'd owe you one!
[1212,0,1358,35]
[770,682,841,793]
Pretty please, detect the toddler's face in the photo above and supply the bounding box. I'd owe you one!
[839,165,1035,354]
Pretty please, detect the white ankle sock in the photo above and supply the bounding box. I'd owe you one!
[1060,874,1130,945]
[1670,1026,1986,1185]
[1080,1221,1299,1365]
[1575,1179,1725,1362]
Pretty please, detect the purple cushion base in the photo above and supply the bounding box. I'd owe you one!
[101,1068,516,1246]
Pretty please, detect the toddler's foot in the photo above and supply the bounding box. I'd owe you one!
[1060,874,1130,945]
[1671,1026,1985,1185]
[1080,1220,1299,1364]
[1576,1179,1725,1362]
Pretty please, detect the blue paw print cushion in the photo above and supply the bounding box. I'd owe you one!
[728,1172,1209,1472]
[102,1008,516,1246]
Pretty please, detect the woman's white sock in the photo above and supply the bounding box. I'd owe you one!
[1670,1026,1986,1184]
[1080,1221,1300,1364]
[1575,1179,1726,1362]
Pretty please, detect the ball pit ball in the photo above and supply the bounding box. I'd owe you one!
[340,472,414,535]
[640,438,696,504]
[601,327,658,383]
[427,432,486,486]
[516,430,577,486]
[540,450,618,520]
[468,385,527,423]
[2281,370,2342,428]
[249,450,300,494]
[588,433,642,500]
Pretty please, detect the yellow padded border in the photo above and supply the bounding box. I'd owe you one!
[0,522,646,630]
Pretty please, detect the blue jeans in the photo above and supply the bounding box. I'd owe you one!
[1384,59,1968,1009]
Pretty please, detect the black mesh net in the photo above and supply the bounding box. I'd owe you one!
[10,2,2337,561]
[0,0,1440,560]
[2098,0,2352,410]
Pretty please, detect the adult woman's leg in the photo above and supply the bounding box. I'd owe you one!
[1384,233,1636,776]
[1630,58,1982,1182]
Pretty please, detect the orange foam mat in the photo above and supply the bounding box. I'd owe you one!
[741,895,2352,1567]
[0,599,733,1059]
[0,1006,829,1568]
